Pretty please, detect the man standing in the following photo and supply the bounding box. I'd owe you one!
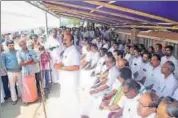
[2,40,22,105]
[54,32,80,117]
[144,54,164,90]
[161,45,178,78]
[154,43,164,57]
[17,39,38,104]
[45,28,63,84]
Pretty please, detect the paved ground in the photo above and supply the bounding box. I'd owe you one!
[0,83,106,118]
[0,84,61,118]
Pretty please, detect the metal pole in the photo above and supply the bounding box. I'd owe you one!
[45,11,48,42]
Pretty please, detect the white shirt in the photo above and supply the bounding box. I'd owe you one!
[144,65,164,89]
[106,66,119,91]
[89,31,95,39]
[146,113,156,118]
[108,47,115,54]
[124,53,131,61]
[137,62,152,81]
[173,87,178,100]
[85,51,93,62]
[130,56,142,75]
[61,45,80,88]
[90,52,100,67]
[156,74,178,97]
[118,44,124,51]
[94,57,105,74]
[112,79,121,90]
[161,55,178,78]
[121,94,141,118]
[45,36,63,62]
[97,42,102,49]
[103,43,109,49]
[124,54,134,66]
[82,31,89,38]
[73,35,78,47]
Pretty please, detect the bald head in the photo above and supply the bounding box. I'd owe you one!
[117,59,129,69]
[137,92,159,117]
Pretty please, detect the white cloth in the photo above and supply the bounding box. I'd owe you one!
[130,56,142,80]
[106,66,119,91]
[85,51,93,63]
[108,47,115,54]
[82,31,89,38]
[156,74,178,97]
[94,57,105,74]
[59,45,80,117]
[1,80,5,103]
[7,72,22,101]
[73,35,78,47]
[173,87,178,100]
[137,62,152,81]
[124,53,131,61]
[146,113,156,118]
[45,36,63,83]
[130,56,142,73]
[144,65,164,89]
[97,42,102,49]
[0,52,7,76]
[121,94,141,118]
[118,44,124,51]
[45,36,63,62]
[90,52,100,67]
[161,55,178,78]
[124,54,134,66]
[103,43,109,49]
[89,31,95,39]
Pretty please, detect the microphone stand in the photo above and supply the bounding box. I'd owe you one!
[39,55,47,118]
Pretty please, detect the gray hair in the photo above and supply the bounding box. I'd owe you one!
[166,61,175,73]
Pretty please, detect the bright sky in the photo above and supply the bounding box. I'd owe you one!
[1,1,60,33]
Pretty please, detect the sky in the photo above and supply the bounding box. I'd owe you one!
[1,1,60,34]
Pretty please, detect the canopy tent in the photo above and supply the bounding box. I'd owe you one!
[29,1,178,30]
[1,1,60,34]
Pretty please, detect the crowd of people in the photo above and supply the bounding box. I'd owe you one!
[0,26,178,118]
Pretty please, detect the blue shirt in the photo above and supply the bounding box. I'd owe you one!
[16,49,39,76]
[2,50,21,72]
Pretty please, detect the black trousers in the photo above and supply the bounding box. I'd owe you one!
[35,72,41,96]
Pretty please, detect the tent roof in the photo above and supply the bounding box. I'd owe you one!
[35,1,178,28]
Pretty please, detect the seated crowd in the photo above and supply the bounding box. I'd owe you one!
[1,26,178,118]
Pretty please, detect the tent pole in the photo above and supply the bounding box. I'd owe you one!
[45,11,48,41]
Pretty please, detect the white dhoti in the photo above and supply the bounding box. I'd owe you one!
[1,81,5,103]
[79,69,96,90]
[50,49,61,84]
[59,70,80,118]
[81,91,106,117]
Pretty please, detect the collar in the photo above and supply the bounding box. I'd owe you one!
[164,73,173,79]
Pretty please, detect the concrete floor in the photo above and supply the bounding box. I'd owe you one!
[0,84,61,118]
[0,83,107,118]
